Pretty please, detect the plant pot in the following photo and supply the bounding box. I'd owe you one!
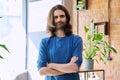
[84,59,94,71]
[77,7,83,10]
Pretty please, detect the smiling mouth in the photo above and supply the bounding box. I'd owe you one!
[57,23,62,25]
[57,22,64,25]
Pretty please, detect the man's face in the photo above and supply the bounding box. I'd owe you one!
[54,10,67,29]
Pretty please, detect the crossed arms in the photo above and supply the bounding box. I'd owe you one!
[38,56,79,76]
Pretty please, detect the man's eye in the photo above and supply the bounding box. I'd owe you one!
[60,15,65,18]
[54,16,58,19]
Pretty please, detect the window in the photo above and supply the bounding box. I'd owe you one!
[0,0,62,80]
[0,0,26,80]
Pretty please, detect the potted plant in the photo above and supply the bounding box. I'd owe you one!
[83,20,117,71]
[77,0,85,10]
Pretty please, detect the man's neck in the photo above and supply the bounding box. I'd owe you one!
[56,30,65,37]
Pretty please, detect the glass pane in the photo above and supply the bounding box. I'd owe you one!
[28,0,62,79]
[0,0,26,80]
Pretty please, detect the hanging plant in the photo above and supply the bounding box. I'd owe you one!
[77,0,85,10]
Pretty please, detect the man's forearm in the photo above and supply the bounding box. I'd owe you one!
[39,67,64,76]
[47,63,78,73]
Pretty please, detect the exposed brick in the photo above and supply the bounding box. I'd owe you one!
[105,76,113,80]
[111,41,120,51]
[113,62,120,70]
[110,25,120,31]
[105,70,115,80]
[91,9,108,22]
[116,71,120,80]
[110,8,120,18]
[72,0,120,80]
[110,0,120,3]
[110,18,120,25]
[111,3,120,8]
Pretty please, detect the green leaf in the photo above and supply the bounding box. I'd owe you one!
[84,26,89,33]
[87,35,91,40]
[99,55,104,61]
[0,55,4,59]
[91,47,98,56]
[91,20,94,23]
[108,45,117,53]
[104,48,107,54]
[93,33,103,40]
[95,59,99,64]
[0,44,10,53]
[101,52,107,57]
[94,41,106,48]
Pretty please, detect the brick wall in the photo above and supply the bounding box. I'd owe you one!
[72,0,120,80]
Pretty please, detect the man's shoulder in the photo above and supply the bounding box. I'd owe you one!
[69,34,82,43]
[41,37,51,42]
[70,34,82,39]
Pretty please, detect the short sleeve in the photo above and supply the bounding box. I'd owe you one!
[72,36,83,68]
[37,39,48,70]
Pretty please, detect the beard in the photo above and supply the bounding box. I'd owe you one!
[55,21,66,30]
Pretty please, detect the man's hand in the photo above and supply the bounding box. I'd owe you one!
[70,56,78,63]
[39,67,64,76]
[47,56,78,68]
[46,56,79,73]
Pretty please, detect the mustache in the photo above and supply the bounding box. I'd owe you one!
[56,21,64,24]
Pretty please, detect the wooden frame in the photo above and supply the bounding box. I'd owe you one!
[94,22,109,35]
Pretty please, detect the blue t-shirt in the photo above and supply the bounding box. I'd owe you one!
[37,34,83,80]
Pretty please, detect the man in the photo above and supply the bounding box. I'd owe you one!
[37,5,83,80]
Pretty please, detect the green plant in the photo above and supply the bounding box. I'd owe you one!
[77,1,85,9]
[83,20,117,64]
[0,44,10,59]
[0,17,10,59]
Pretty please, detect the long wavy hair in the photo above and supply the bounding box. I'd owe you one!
[46,5,72,36]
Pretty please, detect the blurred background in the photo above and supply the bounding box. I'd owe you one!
[0,0,62,80]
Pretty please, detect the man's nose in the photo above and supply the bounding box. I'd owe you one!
[57,17,62,22]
